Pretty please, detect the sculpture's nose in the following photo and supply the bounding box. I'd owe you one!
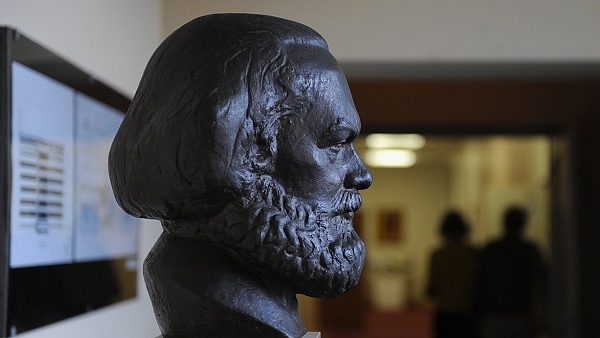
[345,156,372,190]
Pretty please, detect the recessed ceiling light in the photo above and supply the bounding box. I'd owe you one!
[365,149,417,168]
[365,133,426,150]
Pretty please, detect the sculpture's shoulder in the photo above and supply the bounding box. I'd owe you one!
[145,233,306,338]
[303,333,322,338]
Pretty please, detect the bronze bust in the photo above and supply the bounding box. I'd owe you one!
[109,13,372,338]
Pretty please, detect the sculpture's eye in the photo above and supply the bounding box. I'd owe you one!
[319,123,357,152]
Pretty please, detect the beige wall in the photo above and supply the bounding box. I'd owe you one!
[162,0,600,62]
[357,136,550,308]
[360,165,450,304]
[450,137,551,252]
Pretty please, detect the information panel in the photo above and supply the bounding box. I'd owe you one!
[10,62,138,268]
[10,62,75,268]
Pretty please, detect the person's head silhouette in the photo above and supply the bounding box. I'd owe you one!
[503,206,528,238]
[440,211,469,243]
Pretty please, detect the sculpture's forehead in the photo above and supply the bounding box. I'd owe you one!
[300,66,361,131]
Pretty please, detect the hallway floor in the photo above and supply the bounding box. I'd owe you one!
[325,306,432,338]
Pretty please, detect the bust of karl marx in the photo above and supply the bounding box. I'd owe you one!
[109,13,372,338]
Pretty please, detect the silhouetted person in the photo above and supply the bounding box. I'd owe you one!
[427,211,479,338]
[474,206,547,338]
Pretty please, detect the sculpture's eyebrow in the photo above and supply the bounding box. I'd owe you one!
[318,120,358,148]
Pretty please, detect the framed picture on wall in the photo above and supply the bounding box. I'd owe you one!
[377,209,402,243]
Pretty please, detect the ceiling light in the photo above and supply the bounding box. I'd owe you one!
[365,133,426,150]
[365,149,417,168]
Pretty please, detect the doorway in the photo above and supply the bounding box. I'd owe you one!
[304,75,600,337]
[318,134,553,338]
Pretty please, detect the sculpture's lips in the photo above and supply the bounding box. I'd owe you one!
[341,210,354,221]
[333,190,362,218]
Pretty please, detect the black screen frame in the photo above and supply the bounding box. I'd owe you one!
[0,26,135,336]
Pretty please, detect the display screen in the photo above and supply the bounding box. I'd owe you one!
[10,62,76,268]
[10,62,137,268]
[1,28,138,336]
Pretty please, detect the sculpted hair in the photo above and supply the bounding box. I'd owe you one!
[109,14,329,221]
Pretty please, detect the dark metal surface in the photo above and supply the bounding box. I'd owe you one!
[109,14,371,338]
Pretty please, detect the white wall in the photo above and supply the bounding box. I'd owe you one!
[1,0,161,97]
[162,0,600,62]
[1,1,163,337]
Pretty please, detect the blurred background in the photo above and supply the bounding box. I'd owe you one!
[2,1,600,338]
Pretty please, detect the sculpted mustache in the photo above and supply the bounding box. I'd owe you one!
[331,190,362,216]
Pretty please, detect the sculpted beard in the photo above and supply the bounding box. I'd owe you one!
[206,175,366,298]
